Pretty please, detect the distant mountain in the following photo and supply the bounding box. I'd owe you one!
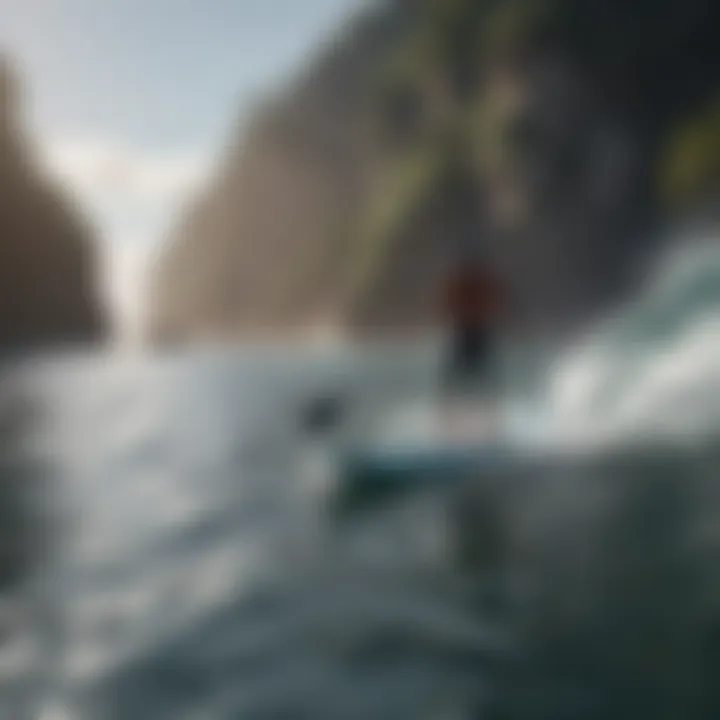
[0,57,105,351]
[149,0,720,344]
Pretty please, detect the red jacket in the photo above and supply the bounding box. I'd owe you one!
[444,266,506,328]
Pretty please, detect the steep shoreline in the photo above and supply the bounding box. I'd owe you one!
[149,0,719,346]
[0,57,105,351]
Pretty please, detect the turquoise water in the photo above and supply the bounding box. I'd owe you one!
[2,238,720,719]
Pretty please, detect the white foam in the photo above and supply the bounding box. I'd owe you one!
[546,237,720,442]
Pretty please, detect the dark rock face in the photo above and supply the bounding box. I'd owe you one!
[0,57,104,352]
[149,0,720,344]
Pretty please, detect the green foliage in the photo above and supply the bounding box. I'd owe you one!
[347,138,447,302]
[350,1,505,304]
[661,100,720,208]
[376,22,438,94]
[479,0,557,64]
[347,0,720,311]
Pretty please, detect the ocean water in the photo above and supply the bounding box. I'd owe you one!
[2,238,720,719]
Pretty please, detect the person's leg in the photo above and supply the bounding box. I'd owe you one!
[477,328,497,397]
[447,326,504,436]
[475,327,503,435]
[442,325,467,398]
[440,326,491,437]
[439,326,468,435]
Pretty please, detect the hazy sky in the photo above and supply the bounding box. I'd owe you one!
[0,0,366,338]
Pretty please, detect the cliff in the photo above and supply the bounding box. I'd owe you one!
[0,57,104,352]
[149,0,720,344]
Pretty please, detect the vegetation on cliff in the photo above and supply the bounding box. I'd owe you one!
[150,0,720,342]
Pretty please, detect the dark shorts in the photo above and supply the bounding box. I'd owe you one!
[443,326,497,397]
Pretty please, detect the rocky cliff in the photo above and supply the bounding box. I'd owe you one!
[0,57,104,351]
[149,0,720,344]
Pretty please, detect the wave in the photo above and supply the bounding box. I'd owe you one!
[545,233,720,445]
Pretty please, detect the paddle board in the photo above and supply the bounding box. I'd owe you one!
[331,398,539,517]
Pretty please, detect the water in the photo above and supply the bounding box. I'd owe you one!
[3,238,720,719]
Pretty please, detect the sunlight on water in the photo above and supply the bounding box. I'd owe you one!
[3,234,720,718]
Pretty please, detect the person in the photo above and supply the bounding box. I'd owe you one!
[442,255,508,408]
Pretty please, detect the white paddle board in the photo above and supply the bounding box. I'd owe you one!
[332,398,546,515]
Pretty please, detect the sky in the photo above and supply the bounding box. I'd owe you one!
[0,0,367,340]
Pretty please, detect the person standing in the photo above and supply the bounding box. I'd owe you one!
[442,253,508,407]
